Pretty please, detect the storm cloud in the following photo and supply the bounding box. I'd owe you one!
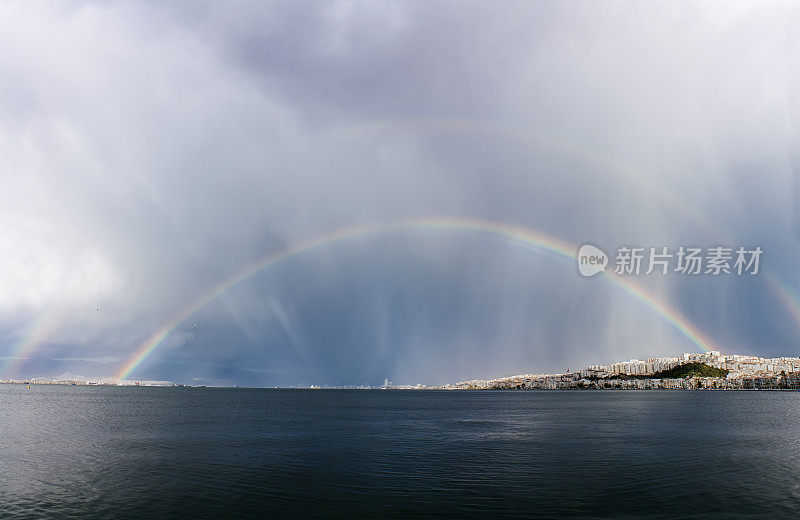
[1,1,798,385]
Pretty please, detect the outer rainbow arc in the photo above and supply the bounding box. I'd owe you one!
[115,216,715,380]
[333,118,716,238]
[337,117,800,334]
[763,271,800,332]
[0,310,63,379]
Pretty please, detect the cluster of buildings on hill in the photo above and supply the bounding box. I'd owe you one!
[592,351,800,379]
[450,351,800,390]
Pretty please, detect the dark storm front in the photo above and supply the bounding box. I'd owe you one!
[2,386,798,519]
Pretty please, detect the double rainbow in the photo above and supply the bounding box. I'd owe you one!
[5,117,799,379]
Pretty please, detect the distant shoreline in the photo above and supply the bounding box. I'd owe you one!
[3,381,800,392]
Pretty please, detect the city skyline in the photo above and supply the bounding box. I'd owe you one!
[454,350,800,390]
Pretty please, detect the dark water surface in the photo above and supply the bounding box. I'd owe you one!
[1,386,798,519]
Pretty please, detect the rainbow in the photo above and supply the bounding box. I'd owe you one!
[763,271,800,332]
[338,117,800,337]
[10,119,800,377]
[333,117,711,236]
[0,310,62,379]
[115,216,716,380]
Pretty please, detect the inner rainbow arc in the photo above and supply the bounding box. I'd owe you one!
[115,216,715,380]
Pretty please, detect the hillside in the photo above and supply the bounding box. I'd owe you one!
[614,362,729,380]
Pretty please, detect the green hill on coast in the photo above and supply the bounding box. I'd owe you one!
[613,362,729,380]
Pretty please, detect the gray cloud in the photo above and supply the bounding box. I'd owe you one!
[0,1,798,385]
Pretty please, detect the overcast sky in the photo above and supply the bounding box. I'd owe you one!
[1,1,798,386]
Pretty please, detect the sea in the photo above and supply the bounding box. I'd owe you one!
[1,385,798,519]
